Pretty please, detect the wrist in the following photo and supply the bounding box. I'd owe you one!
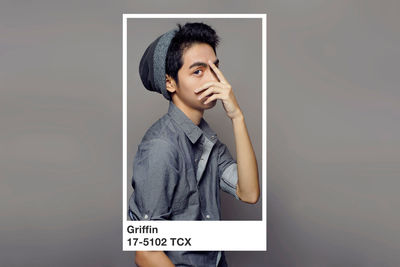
[231,110,244,122]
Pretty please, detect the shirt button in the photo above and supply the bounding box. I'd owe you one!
[206,214,210,219]
[144,214,149,219]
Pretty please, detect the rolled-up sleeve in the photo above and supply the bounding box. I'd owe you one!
[217,141,240,200]
[129,138,180,220]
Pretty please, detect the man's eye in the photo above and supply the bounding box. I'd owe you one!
[193,69,203,75]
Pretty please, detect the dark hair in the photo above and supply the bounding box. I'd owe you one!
[165,22,220,87]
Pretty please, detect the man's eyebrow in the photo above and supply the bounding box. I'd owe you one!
[188,59,219,69]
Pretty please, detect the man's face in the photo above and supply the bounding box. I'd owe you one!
[168,42,219,111]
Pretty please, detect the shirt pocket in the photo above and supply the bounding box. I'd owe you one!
[170,164,198,216]
[171,186,198,216]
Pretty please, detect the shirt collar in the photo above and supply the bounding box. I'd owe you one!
[167,101,218,144]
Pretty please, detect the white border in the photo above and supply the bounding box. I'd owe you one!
[123,14,267,251]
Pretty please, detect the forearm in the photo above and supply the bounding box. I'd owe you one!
[135,251,175,267]
[231,111,260,203]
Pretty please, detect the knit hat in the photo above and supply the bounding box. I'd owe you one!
[139,29,177,100]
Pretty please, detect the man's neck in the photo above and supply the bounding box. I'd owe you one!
[172,98,204,126]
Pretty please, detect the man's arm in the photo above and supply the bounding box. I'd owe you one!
[231,112,260,203]
[196,59,260,204]
[135,251,175,267]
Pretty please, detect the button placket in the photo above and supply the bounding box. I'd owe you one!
[195,137,214,184]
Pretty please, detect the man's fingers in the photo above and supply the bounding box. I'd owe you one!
[194,81,218,93]
[193,60,230,94]
[208,60,228,84]
[203,93,220,104]
[197,87,221,100]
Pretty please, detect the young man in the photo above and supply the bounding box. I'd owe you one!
[129,22,260,267]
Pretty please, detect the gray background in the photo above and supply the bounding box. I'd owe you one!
[1,0,400,266]
[127,18,262,221]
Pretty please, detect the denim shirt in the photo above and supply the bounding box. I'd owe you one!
[129,101,239,266]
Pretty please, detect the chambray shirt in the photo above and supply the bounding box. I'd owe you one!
[129,101,239,267]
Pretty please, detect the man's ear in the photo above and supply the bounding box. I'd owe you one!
[166,74,177,93]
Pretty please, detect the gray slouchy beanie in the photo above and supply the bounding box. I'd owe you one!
[139,29,177,100]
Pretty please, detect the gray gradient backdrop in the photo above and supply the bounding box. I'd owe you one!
[127,18,262,221]
[1,1,400,267]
